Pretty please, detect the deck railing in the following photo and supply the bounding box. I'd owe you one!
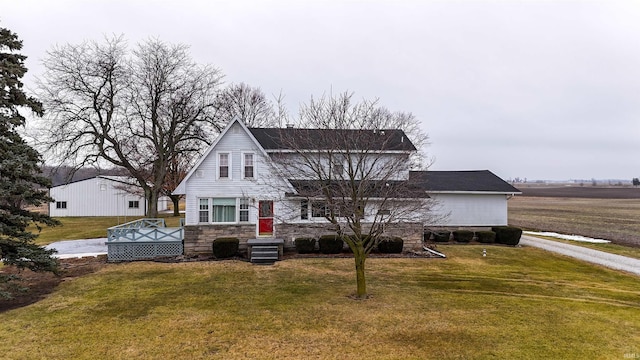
[106,218,184,261]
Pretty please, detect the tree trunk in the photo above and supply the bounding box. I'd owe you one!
[354,247,367,299]
[170,195,181,217]
[146,188,159,217]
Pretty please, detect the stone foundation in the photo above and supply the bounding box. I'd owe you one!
[183,224,256,256]
[184,221,424,256]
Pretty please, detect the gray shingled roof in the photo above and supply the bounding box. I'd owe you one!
[285,171,519,198]
[286,179,431,199]
[409,170,521,193]
[248,128,416,151]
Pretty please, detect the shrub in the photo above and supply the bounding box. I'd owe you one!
[319,235,344,254]
[378,236,404,253]
[433,232,451,242]
[294,237,316,254]
[492,226,523,246]
[453,230,474,243]
[213,237,239,258]
[476,231,496,244]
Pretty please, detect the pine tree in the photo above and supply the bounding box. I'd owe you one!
[0,26,59,298]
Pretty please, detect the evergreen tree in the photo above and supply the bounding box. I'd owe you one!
[0,26,59,298]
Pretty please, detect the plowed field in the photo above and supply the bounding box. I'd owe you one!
[509,186,640,247]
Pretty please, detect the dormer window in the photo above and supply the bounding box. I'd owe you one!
[218,153,230,179]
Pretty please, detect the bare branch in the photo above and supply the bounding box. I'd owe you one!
[34,36,223,216]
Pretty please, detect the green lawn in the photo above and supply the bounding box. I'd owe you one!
[29,215,184,245]
[1,245,638,359]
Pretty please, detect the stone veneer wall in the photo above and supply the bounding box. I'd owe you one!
[379,222,424,251]
[276,222,424,252]
[183,224,256,256]
[184,222,424,256]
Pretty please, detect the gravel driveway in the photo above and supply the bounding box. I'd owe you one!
[520,235,640,276]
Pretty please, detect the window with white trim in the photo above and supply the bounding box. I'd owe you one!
[300,200,309,220]
[239,198,250,222]
[332,158,344,177]
[199,199,209,223]
[198,198,254,223]
[218,153,230,179]
[128,200,139,209]
[243,153,254,178]
[56,201,67,209]
[212,198,236,222]
[311,201,327,218]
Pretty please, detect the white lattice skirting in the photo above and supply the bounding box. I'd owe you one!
[107,242,183,261]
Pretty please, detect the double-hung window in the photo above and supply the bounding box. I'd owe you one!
[218,153,230,179]
[199,199,209,223]
[239,198,250,222]
[128,200,140,209]
[332,158,344,177]
[311,201,327,218]
[56,201,67,209]
[243,153,255,178]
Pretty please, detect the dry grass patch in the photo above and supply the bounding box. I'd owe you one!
[1,247,639,359]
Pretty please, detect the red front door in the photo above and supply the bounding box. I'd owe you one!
[258,201,274,236]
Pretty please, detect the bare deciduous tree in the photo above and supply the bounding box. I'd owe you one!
[213,82,279,128]
[266,92,438,299]
[161,152,196,216]
[36,36,223,216]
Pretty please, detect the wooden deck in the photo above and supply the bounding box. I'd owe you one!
[106,219,183,261]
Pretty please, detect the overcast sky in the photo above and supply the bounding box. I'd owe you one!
[3,0,639,181]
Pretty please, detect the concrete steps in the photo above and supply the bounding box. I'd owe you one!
[250,245,279,265]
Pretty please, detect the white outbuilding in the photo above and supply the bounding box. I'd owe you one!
[49,175,169,217]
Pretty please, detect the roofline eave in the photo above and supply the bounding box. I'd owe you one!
[426,191,522,195]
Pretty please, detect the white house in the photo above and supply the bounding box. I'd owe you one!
[49,175,169,217]
[173,119,520,256]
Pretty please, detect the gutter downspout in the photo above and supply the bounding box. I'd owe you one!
[423,246,446,258]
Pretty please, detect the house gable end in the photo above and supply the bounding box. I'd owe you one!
[173,119,269,194]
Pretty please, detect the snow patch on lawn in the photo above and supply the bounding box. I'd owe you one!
[524,231,611,243]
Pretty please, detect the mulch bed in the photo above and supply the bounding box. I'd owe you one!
[0,255,108,313]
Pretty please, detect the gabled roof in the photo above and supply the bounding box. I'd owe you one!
[248,128,416,152]
[173,118,268,195]
[409,170,521,194]
[286,171,519,198]
[50,175,139,189]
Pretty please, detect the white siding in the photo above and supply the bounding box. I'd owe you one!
[180,121,513,229]
[49,177,146,217]
[430,193,509,226]
[184,122,290,226]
